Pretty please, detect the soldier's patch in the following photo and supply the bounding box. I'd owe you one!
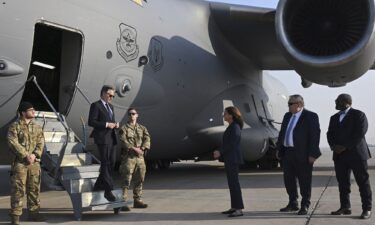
[7,131,16,139]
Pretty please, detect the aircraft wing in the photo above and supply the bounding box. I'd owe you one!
[209,3,291,70]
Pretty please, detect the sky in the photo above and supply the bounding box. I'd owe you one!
[207,0,375,146]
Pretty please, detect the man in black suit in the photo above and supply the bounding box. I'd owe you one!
[88,85,119,201]
[277,94,321,215]
[327,94,372,219]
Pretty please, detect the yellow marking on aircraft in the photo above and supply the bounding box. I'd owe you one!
[131,0,143,6]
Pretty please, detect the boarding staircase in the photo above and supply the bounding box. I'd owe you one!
[34,111,126,220]
[20,76,126,220]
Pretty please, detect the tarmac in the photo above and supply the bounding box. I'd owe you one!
[0,148,374,225]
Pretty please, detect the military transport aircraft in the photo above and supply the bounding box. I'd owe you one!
[1,0,374,169]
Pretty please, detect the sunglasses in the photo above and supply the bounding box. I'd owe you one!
[107,93,115,98]
[128,112,137,116]
[288,102,298,106]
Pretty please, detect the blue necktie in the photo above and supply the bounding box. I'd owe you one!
[285,115,296,146]
[105,103,113,119]
[339,111,345,122]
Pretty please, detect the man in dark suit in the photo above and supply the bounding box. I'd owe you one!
[277,94,321,215]
[327,93,372,219]
[88,85,119,201]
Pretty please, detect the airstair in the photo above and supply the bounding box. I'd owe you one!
[26,77,126,220]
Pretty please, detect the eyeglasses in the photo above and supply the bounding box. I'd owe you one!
[26,108,36,112]
[288,102,298,106]
[107,93,115,98]
[128,112,137,116]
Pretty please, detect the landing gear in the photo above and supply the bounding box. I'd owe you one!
[146,160,172,170]
[257,141,279,170]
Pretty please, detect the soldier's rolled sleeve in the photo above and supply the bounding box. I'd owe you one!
[7,125,28,159]
[141,127,151,150]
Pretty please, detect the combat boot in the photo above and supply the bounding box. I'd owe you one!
[27,212,46,222]
[10,215,20,225]
[134,199,148,208]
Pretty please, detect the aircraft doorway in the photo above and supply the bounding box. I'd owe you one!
[21,22,83,115]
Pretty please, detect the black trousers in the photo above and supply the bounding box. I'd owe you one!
[224,162,244,209]
[334,153,372,211]
[94,142,116,192]
[282,150,313,208]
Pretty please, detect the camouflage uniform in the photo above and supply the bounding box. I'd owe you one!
[7,119,44,216]
[119,123,150,201]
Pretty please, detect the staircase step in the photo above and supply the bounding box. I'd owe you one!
[35,111,60,119]
[63,178,97,194]
[89,201,128,211]
[44,131,75,142]
[52,153,92,167]
[60,165,100,180]
[45,142,85,154]
[35,120,67,132]
[81,189,123,207]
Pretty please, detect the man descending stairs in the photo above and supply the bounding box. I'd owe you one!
[35,111,127,221]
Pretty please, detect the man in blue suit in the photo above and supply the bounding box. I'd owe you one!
[277,94,321,215]
[88,85,119,202]
[327,94,372,219]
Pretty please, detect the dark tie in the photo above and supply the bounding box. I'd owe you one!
[285,115,296,146]
[105,103,113,119]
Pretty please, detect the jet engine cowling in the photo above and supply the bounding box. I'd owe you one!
[275,0,375,87]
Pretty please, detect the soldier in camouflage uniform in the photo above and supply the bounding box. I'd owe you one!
[7,102,45,225]
[119,108,151,210]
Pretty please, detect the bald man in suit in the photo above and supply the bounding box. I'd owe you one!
[327,94,372,219]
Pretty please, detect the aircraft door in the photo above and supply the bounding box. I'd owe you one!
[21,22,83,115]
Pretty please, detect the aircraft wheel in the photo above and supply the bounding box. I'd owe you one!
[157,160,171,170]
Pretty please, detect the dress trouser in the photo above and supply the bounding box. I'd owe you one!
[282,148,313,208]
[224,162,244,209]
[94,142,116,192]
[334,153,372,211]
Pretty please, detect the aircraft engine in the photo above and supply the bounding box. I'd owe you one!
[275,0,375,87]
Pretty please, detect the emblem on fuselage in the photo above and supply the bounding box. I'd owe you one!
[116,23,139,62]
[148,38,164,72]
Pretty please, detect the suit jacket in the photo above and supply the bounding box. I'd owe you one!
[221,122,243,165]
[277,109,321,162]
[327,108,371,161]
[88,100,118,145]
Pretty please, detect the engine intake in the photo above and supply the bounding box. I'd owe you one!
[276,0,375,86]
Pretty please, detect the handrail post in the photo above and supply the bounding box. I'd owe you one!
[29,76,70,181]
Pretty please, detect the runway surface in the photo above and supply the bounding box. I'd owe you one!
[0,148,374,225]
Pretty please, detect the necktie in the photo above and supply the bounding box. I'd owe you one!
[285,115,296,146]
[105,103,113,119]
[339,111,345,122]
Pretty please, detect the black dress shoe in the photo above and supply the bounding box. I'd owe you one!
[331,208,352,215]
[104,191,116,202]
[297,207,308,215]
[280,205,299,212]
[221,209,236,214]
[360,210,371,219]
[228,210,243,217]
[121,205,131,211]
